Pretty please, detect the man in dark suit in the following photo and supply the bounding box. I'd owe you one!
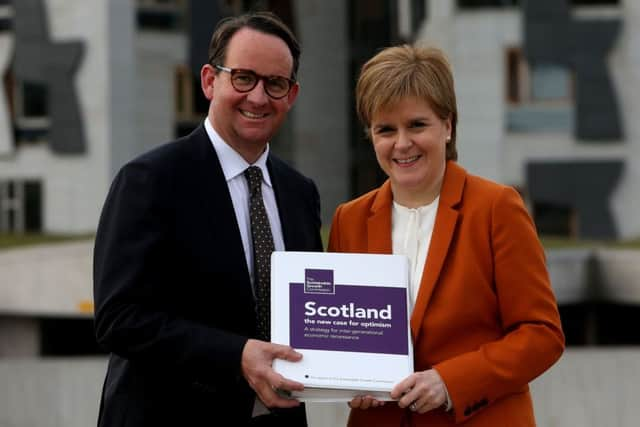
[93,12,322,427]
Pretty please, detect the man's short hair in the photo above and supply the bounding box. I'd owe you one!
[208,11,301,80]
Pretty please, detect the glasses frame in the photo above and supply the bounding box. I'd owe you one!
[214,65,296,100]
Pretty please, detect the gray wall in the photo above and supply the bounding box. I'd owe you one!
[108,0,136,178]
[293,0,350,228]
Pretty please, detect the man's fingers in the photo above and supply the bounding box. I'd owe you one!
[240,340,306,408]
[255,382,301,409]
[270,343,303,361]
[266,370,304,392]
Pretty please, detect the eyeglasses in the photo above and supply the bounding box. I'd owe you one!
[215,65,296,99]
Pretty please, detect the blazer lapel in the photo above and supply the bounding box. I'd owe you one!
[193,125,251,286]
[410,161,466,341]
[367,181,393,254]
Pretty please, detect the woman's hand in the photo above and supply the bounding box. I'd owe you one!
[390,369,447,414]
[348,395,386,410]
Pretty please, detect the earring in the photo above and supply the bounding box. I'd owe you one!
[446,135,451,142]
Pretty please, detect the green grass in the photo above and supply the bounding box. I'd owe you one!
[540,236,640,250]
[0,233,94,251]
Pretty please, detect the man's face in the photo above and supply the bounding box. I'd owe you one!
[202,27,299,163]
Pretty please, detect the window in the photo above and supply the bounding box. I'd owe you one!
[457,0,618,7]
[530,65,572,102]
[0,179,42,233]
[572,0,619,4]
[506,47,530,104]
[7,71,50,144]
[136,0,186,30]
[505,47,574,133]
[174,65,194,122]
[173,65,207,138]
[532,202,576,238]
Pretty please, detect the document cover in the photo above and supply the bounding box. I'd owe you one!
[271,251,413,402]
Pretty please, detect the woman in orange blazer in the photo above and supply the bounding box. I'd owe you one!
[328,45,564,426]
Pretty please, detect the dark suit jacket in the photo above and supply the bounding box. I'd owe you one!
[328,161,564,427]
[93,125,323,427]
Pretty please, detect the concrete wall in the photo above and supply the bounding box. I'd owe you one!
[0,358,105,427]
[307,348,640,426]
[1,350,638,426]
[0,241,93,316]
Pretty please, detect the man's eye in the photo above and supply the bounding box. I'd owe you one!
[267,78,288,91]
[234,74,255,85]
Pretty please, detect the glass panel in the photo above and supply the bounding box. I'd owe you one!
[24,180,42,232]
[531,65,570,101]
[22,81,48,117]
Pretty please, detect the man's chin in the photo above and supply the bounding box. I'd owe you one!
[239,132,273,147]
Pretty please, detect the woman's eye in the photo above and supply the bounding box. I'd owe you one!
[375,126,393,134]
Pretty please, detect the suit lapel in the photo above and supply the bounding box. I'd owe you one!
[192,125,251,286]
[410,162,466,341]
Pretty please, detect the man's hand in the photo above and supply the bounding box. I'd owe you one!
[390,369,447,414]
[241,339,305,408]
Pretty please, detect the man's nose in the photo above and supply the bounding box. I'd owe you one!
[246,79,269,104]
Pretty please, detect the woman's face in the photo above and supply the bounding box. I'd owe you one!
[370,96,451,208]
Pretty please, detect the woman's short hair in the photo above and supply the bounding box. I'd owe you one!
[356,45,458,161]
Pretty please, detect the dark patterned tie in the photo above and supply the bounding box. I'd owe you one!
[244,166,275,341]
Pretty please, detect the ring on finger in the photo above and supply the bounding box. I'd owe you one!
[409,402,417,411]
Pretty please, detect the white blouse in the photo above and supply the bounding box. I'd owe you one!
[391,197,440,308]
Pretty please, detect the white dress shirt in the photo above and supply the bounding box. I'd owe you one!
[391,197,439,308]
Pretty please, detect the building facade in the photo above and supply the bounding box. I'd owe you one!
[419,0,638,240]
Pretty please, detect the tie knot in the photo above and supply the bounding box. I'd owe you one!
[244,166,263,192]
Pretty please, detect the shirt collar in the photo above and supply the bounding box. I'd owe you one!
[204,117,272,187]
